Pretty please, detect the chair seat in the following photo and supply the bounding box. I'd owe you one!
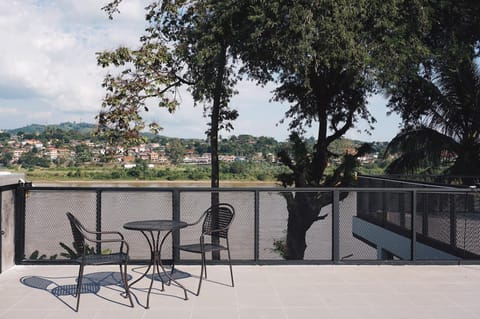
[179,243,227,253]
[76,252,128,265]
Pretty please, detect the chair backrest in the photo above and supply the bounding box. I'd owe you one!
[66,212,87,255]
[202,203,235,239]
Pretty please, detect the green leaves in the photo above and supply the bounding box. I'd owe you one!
[385,55,480,177]
[96,39,181,149]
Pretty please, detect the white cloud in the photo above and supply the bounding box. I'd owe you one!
[0,0,148,128]
[0,1,401,141]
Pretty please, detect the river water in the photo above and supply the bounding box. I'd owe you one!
[24,181,376,261]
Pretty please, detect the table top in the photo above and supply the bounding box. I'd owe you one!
[123,219,188,232]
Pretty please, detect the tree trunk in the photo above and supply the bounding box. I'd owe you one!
[284,192,326,259]
[284,77,331,259]
[210,44,227,259]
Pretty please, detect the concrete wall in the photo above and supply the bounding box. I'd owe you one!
[0,172,24,272]
[352,216,459,260]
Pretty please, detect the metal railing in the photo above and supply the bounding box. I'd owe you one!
[6,179,480,265]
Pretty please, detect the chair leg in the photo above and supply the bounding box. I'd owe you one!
[75,263,84,312]
[203,252,207,279]
[227,247,234,287]
[196,251,206,296]
[119,263,133,307]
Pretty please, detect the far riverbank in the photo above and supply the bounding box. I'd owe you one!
[31,179,281,188]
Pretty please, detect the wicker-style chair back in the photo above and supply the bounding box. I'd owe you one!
[66,212,87,255]
[201,203,235,239]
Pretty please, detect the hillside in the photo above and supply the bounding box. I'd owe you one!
[5,122,96,135]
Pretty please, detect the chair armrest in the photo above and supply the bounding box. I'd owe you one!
[82,228,125,240]
[185,210,208,227]
[82,235,130,254]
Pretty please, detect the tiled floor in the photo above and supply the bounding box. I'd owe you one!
[0,264,479,318]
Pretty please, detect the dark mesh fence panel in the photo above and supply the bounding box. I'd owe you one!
[339,191,377,260]
[455,192,480,257]
[179,191,255,260]
[102,191,172,260]
[464,193,480,255]
[304,192,332,260]
[355,190,413,260]
[25,190,96,260]
[258,191,333,260]
[258,191,287,260]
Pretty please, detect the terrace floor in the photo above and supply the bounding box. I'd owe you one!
[0,264,479,319]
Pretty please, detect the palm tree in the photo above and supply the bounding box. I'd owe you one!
[385,54,480,184]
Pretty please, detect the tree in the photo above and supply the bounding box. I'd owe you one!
[96,37,180,148]
[234,1,385,259]
[0,132,10,142]
[240,0,385,177]
[383,1,480,184]
[167,139,185,165]
[99,0,240,192]
[74,144,93,163]
[153,0,242,189]
[0,149,12,166]
[384,53,480,184]
[18,150,50,168]
[100,1,244,260]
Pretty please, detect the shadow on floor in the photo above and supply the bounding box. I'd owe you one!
[20,271,133,311]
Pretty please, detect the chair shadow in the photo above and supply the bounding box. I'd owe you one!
[20,271,133,311]
[129,266,194,302]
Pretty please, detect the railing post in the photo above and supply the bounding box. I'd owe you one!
[332,190,340,263]
[96,190,102,254]
[172,189,181,262]
[14,181,27,264]
[411,190,417,261]
[254,190,260,262]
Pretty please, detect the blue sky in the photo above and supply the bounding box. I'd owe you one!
[0,0,401,142]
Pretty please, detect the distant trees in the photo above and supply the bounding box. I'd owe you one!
[74,144,94,164]
[167,139,185,165]
[0,132,10,142]
[18,149,50,169]
[0,150,12,167]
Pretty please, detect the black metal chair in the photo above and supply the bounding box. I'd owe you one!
[65,212,133,311]
[175,203,235,296]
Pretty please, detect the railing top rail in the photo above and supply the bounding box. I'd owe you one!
[23,185,477,194]
[0,183,20,192]
[359,174,476,189]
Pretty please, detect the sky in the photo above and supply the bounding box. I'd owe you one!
[0,0,402,142]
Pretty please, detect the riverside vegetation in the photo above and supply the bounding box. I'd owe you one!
[0,123,390,182]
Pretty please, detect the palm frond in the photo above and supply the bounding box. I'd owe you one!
[385,127,458,174]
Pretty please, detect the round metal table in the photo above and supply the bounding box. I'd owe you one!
[124,219,189,308]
